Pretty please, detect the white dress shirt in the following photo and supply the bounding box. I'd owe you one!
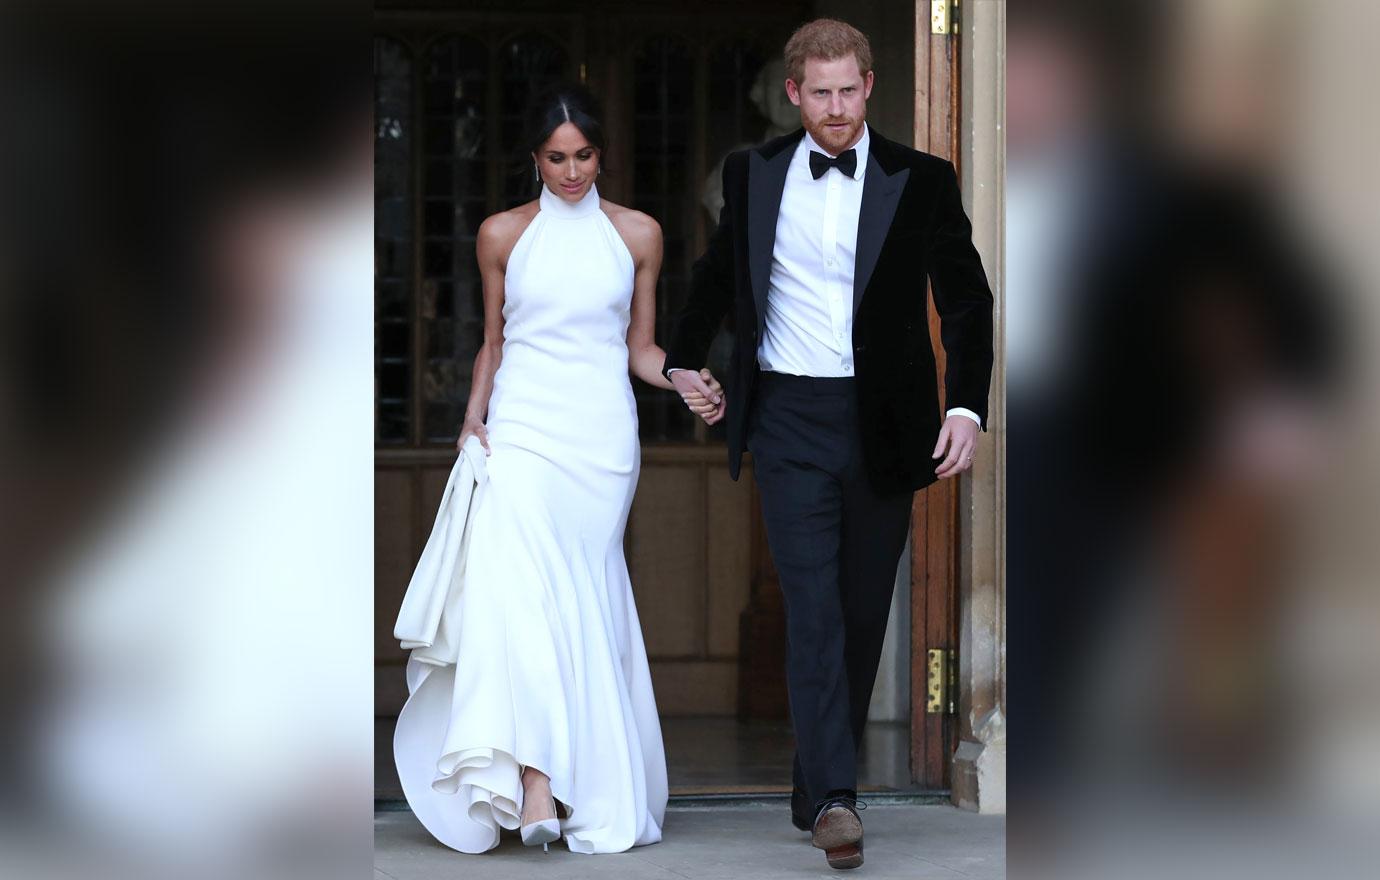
[674,124,980,427]
[758,126,867,377]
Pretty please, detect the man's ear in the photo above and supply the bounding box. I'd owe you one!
[862,70,875,101]
[784,78,802,107]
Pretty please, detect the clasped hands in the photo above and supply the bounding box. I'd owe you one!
[669,368,977,479]
[670,369,726,425]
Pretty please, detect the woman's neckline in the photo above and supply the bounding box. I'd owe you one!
[539,182,602,219]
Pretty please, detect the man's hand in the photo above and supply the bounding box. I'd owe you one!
[672,368,726,425]
[932,414,978,478]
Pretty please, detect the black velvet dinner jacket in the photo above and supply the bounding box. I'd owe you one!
[664,126,994,494]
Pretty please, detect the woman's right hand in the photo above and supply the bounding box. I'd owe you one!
[457,416,491,456]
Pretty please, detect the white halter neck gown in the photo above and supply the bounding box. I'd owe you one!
[394,183,668,854]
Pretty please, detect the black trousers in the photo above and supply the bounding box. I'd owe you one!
[746,372,913,808]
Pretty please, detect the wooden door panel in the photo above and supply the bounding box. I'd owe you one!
[909,3,964,791]
[628,464,709,658]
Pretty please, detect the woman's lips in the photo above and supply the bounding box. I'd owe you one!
[560,181,584,192]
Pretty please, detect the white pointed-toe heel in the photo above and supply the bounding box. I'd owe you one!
[520,817,561,852]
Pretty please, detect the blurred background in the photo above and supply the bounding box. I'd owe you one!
[1007,0,1380,877]
[0,3,372,879]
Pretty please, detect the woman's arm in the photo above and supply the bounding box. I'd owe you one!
[619,210,722,421]
[456,213,516,452]
[622,212,677,391]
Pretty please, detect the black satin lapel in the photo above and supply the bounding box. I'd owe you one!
[854,156,909,315]
[747,148,793,325]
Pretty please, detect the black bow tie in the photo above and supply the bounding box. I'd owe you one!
[809,148,857,180]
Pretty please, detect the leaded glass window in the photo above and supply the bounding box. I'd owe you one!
[632,36,695,442]
[419,35,489,443]
[374,36,412,445]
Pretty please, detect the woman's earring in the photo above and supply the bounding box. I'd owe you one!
[597,164,602,177]
[533,163,540,183]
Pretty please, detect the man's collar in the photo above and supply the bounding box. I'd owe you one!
[800,124,870,181]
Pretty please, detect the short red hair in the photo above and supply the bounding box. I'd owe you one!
[784,18,874,86]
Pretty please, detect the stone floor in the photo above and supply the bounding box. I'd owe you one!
[375,802,1005,880]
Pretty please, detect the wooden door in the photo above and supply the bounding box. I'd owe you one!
[909,3,964,791]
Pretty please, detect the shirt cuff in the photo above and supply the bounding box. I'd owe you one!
[945,407,982,427]
[666,367,687,377]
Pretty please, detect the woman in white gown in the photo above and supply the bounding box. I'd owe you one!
[393,86,723,855]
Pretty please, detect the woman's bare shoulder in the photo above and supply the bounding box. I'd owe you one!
[477,201,539,262]
[601,200,662,258]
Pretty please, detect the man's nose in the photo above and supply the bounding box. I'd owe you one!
[828,94,844,117]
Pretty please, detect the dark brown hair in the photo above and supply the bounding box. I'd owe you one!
[522,83,606,157]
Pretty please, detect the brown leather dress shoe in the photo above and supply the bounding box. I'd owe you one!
[811,797,865,869]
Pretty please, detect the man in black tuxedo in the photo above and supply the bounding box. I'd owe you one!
[663,18,994,870]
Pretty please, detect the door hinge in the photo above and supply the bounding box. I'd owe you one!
[931,0,959,36]
[925,647,957,715]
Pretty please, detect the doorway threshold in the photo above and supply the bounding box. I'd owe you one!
[667,789,950,808]
[376,789,951,814]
